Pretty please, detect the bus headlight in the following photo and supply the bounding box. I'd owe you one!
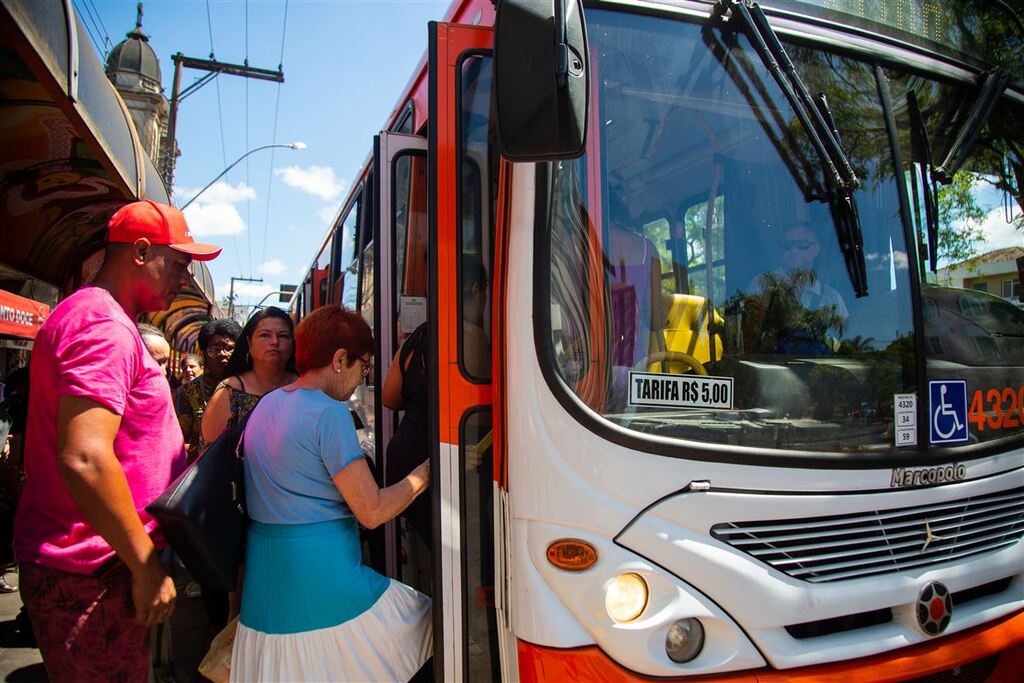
[605,572,648,622]
[665,618,705,663]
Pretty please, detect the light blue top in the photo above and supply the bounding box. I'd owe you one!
[242,387,363,524]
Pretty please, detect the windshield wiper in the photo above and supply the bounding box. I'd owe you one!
[933,69,1011,184]
[815,92,868,296]
[712,0,868,296]
[906,91,940,273]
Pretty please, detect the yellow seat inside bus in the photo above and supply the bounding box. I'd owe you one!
[645,293,723,373]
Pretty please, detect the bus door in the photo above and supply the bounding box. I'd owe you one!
[372,131,429,584]
[428,21,501,682]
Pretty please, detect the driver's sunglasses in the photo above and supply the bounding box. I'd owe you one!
[783,240,816,252]
[359,357,374,379]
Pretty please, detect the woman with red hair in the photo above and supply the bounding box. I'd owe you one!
[231,305,431,681]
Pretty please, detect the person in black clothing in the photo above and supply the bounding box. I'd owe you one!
[1,366,29,594]
[381,322,432,549]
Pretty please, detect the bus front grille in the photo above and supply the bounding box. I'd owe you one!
[710,487,1024,582]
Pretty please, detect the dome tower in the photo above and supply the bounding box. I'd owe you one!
[104,3,171,180]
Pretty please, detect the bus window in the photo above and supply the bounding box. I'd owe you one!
[543,10,919,453]
[461,409,499,682]
[335,197,361,311]
[887,71,1024,445]
[301,273,313,319]
[678,196,726,304]
[393,151,429,346]
[393,100,415,135]
[458,53,496,382]
[359,241,375,333]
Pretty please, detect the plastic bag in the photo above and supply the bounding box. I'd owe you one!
[198,617,238,683]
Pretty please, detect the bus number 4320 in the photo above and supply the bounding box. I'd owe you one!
[968,386,1024,431]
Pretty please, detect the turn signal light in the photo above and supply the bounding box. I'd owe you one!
[546,539,598,571]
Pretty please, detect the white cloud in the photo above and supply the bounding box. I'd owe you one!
[259,259,288,276]
[183,202,246,237]
[274,165,345,201]
[178,181,256,237]
[186,181,256,205]
[319,202,342,225]
[978,207,1023,252]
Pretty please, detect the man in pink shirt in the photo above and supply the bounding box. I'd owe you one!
[14,200,221,682]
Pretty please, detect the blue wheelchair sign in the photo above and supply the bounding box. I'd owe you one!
[929,380,969,445]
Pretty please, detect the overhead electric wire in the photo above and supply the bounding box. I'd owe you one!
[205,0,228,170]
[73,0,106,58]
[204,0,244,278]
[244,0,253,281]
[260,0,290,272]
[84,0,110,54]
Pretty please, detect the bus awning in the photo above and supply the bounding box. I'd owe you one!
[0,288,49,339]
[0,0,168,289]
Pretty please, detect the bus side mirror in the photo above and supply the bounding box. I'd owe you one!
[494,0,589,161]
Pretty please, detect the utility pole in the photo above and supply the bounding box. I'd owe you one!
[163,54,284,189]
[229,276,264,320]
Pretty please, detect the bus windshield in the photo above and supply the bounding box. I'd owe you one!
[541,8,1023,456]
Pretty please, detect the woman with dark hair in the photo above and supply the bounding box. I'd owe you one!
[201,307,297,448]
[231,304,431,682]
[176,318,242,464]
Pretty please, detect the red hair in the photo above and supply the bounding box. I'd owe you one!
[295,305,374,374]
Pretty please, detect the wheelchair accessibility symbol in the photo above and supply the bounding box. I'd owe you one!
[929,380,969,445]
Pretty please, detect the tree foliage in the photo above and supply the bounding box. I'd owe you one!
[935,171,988,265]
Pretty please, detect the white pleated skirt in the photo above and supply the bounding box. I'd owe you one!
[229,519,431,682]
[231,580,431,682]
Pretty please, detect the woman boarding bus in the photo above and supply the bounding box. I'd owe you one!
[293,1,1024,679]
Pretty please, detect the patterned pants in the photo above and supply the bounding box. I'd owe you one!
[19,561,151,683]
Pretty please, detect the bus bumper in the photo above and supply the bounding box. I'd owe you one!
[517,609,1024,682]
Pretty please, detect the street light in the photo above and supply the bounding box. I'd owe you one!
[180,142,307,209]
[253,290,293,309]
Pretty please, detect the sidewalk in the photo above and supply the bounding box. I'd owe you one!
[0,565,214,683]
[0,566,44,682]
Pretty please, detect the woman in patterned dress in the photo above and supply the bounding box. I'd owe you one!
[201,307,298,621]
[230,304,431,682]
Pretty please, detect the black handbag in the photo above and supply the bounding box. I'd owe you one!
[146,420,248,591]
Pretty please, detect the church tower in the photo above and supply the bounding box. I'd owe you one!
[104,3,173,183]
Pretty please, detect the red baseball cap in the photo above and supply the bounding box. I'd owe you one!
[108,200,222,261]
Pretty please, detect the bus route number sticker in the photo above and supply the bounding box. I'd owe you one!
[628,372,733,410]
[894,393,917,447]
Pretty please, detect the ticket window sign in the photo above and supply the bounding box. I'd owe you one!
[929,380,969,445]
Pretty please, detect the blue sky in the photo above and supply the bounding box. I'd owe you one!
[85,0,449,308]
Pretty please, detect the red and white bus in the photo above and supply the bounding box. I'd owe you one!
[292,1,1024,679]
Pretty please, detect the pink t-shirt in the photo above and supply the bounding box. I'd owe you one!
[14,286,186,574]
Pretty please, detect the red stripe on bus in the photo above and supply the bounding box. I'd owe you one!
[517,608,1024,682]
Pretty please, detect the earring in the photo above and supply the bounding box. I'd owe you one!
[246,352,252,365]
[335,367,341,373]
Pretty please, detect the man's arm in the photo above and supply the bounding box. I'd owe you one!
[56,395,176,625]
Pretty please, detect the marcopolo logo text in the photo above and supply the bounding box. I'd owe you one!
[890,463,966,488]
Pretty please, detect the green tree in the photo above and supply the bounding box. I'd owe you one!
[935,171,987,265]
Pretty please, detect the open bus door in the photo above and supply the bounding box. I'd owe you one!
[427,20,501,682]
[372,131,429,582]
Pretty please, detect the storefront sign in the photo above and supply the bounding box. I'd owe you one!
[0,289,50,339]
